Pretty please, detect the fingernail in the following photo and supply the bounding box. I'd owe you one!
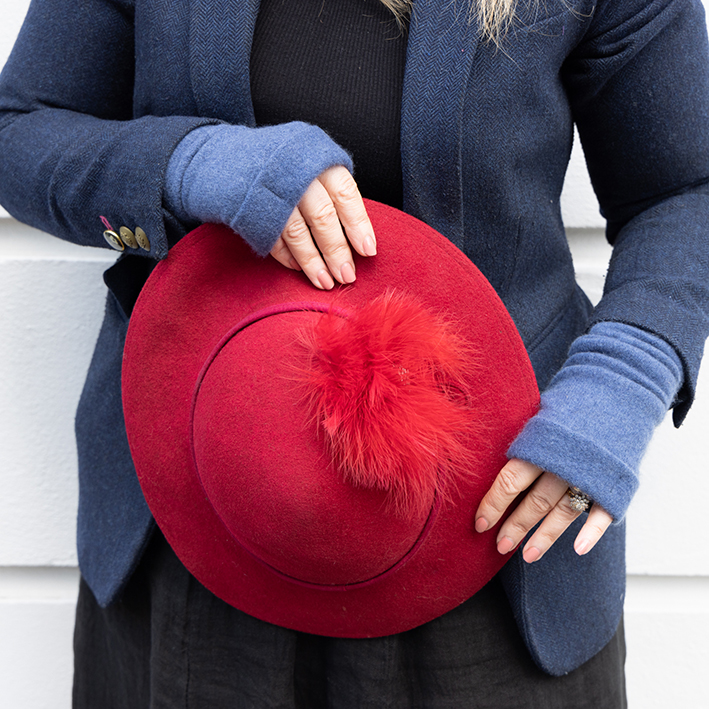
[575,539,591,556]
[363,236,377,256]
[317,270,334,290]
[523,546,541,563]
[497,536,515,555]
[475,517,488,533]
[340,262,356,283]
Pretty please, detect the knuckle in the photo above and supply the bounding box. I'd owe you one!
[345,212,371,236]
[331,178,359,204]
[282,220,312,244]
[308,202,338,230]
[477,494,499,515]
[530,520,565,549]
[496,468,522,498]
[324,241,351,261]
[526,491,555,517]
[537,530,558,547]
[478,497,504,520]
[507,517,532,536]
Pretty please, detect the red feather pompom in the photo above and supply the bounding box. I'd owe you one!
[298,290,482,519]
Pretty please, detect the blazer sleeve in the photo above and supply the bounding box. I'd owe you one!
[563,0,709,424]
[0,0,220,260]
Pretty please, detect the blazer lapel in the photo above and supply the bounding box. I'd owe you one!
[187,0,480,245]
[401,0,481,249]
[189,0,260,126]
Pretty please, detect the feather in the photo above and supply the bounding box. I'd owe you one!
[298,290,482,519]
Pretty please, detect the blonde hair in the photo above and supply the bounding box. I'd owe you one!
[379,0,517,43]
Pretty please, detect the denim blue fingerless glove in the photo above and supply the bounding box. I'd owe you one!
[508,321,683,520]
[165,123,353,256]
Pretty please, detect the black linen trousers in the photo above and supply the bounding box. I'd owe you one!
[73,529,627,708]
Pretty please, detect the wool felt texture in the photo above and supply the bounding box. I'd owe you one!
[2,0,709,676]
[121,205,540,637]
[165,123,353,256]
[509,322,684,521]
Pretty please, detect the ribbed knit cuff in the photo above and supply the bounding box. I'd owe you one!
[508,322,683,520]
[508,417,639,520]
[232,124,353,255]
[165,122,353,256]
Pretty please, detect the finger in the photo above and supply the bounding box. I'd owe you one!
[269,236,301,271]
[297,177,356,285]
[573,504,613,556]
[474,458,544,533]
[497,473,576,558]
[318,166,377,258]
[518,483,585,562]
[280,204,335,290]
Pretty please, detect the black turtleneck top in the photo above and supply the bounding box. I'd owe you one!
[250,0,408,209]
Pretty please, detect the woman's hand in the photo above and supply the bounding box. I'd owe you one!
[474,458,613,562]
[269,166,377,289]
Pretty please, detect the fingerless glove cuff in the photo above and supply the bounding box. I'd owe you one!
[165,122,353,256]
[508,322,683,520]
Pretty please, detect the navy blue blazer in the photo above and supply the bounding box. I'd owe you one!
[1,0,709,676]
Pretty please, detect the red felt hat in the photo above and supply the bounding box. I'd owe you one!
[122,200,539,637]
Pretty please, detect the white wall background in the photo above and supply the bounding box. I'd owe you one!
[1,1,708,707]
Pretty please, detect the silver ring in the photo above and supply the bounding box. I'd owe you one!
[566,486,592,513]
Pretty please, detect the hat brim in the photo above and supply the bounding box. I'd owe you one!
[122,201,539,637]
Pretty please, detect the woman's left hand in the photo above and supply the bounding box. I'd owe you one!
[474,458,613,563]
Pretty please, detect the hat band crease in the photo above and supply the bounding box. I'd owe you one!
[188,300,442,590]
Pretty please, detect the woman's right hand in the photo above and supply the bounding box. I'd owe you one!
[269,165,377,289]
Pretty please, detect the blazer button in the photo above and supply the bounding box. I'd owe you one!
[135,227,150,251]
[119,226,139,249]
[103,230,125,251]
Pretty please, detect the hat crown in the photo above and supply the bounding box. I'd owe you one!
[123,206,540,637]
[191,309,436,586]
